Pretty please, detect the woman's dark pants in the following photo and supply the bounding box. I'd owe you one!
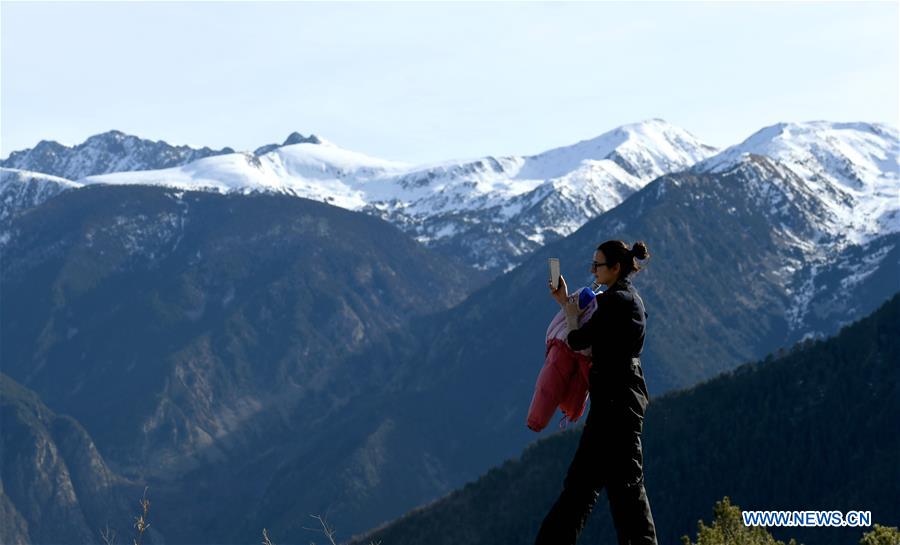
[534,394,658,545]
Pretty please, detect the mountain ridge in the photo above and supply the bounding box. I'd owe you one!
[4,119,896,274]
[3,119,718,273]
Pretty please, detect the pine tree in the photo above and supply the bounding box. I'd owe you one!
[860,524,900,545]
[681,496,799,545]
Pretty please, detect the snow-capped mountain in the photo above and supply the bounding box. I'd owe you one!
[80,140,410,206]
[0,131,333,224]
[74,119,716,271]
[367,119,717,270]
[6,120,896,276]
[520,117,718,180]
[688,121,900,339]
[694,121,899,244]
[0,130,237,180]
[0,168,82,223]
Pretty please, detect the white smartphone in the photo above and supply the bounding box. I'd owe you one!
[549,258,560,290]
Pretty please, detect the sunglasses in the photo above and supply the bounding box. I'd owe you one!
[591,261,609,271]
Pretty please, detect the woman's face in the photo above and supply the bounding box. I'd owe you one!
[591,250,620,287]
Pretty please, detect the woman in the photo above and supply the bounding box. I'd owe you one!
[534,240,658,545]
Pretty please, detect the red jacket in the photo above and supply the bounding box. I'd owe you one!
[527,288,597,432]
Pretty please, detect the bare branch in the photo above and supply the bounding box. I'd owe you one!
[133,486,150,545]
[308,514,338,545]
[100,523,117,545]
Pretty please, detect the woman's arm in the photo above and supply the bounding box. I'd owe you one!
[566,290,622,351]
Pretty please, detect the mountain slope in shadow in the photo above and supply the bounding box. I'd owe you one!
[355,292,900,545]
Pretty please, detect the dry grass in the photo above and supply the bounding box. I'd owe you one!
[101,486,383,545]
[262,514,382,545]
[133,487,151,545]
[99,486,151,545]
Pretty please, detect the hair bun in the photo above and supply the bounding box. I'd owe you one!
[631,241,649,260]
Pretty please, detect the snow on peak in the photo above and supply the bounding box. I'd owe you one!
[518,118,717,181]
[1,167,82,189]
[77,120,714,219]
[81,142,413,210]
[1,168,83,222]
[696,121,897,182]
[694,121,899,243]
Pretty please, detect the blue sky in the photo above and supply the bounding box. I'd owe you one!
[2,1,897,164]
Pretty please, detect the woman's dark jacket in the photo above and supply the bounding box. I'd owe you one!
[566,275,651,415]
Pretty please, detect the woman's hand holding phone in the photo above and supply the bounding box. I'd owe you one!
[549,273,569,307]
